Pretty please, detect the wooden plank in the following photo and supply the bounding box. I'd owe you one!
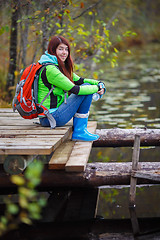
[0,146,53,155]
[0,128,71,136]
[0,137,63,155]
[0,125,71,130]
[0,138,61,145]
[0,113,21,117]
[0,116,30,120]
[13,134,64,138]
[0,119,39,126]
[0,128,72,155]
[132,170,160,182]
[0,125,42,130]
[49,141,75,169]
[0,108,14,113]
[65,141,92,172]
[65,121,97,172]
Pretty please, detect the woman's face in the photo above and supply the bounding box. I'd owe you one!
[56,43,69,62]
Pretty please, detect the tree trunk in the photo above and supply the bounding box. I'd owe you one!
[42,2,49,54]
[93,128,160,147]
[20,2,30,68]
[0,162,159,193]
[6,0,19,100]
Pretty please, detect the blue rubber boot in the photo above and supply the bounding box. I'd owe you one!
[72,116,99,141]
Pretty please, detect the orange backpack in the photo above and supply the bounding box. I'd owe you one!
[12,62,56,128]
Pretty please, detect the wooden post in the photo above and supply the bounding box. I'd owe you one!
[3,155,37,175]
[129,134,140,236]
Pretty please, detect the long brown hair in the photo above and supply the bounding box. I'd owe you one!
[47,36,73,82]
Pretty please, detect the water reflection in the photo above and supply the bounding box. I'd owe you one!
[97,185,160,219]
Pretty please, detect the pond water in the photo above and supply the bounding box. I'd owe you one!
[90,43,160,129]
[89,43,160,219]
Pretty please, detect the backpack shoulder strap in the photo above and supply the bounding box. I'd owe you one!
[33,63,59,104]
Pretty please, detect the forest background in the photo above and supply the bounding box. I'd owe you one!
[0,0,160,105]
[0,0,160,236]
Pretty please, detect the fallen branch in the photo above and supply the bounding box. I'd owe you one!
[94,128,160,147]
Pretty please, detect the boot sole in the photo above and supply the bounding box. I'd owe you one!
[72,138,98,142]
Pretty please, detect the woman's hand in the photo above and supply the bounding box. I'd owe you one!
[97,82,106,96]
[97,88,105,95]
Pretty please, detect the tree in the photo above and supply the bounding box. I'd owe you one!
[2,0,138,101]
[6,0,19,100]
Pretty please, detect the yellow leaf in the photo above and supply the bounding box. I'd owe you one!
[97,151,102,157]
[14,70,19,77]
[65,9,70,14]
[55,23,61,28]
[30,25,36,31]
[114,48,119,53]
[35,10,41,15]
[11,175,25,186]
[21,217,32,225]
[19,196,28,208]
[93,73,98,79]
[111,61,115,68]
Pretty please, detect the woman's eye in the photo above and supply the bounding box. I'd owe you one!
[58,47,68,51]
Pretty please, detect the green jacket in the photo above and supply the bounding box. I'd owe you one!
[38,52,99,110]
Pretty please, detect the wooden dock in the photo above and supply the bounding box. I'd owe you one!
[0,108,160,239]
[0,108,97,173]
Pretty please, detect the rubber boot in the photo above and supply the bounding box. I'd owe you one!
[72,117,99,141]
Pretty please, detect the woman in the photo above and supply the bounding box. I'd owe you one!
[38,36,106,141]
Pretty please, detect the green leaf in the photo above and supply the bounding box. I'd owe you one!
[117,35,122,42]
[0,216,8,225]
[38,198,47,207]
[132,32,137,36]
[7,204,19,215]
[28,203,40,213]
[41,17,45,22]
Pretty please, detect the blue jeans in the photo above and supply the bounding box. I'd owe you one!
[40,93,93,127]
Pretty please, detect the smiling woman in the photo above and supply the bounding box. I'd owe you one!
[37,35,106,141]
